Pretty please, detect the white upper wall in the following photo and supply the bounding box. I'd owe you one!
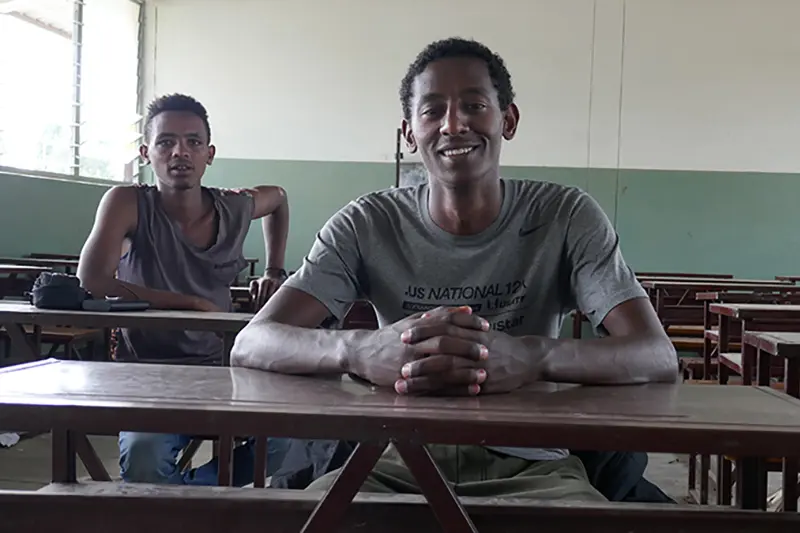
[146,0,596,167]
[620,0,800,173]
[144,0,800,172]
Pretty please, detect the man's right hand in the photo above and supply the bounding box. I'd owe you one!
[347,306,489,391]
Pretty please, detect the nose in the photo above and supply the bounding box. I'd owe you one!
[171,138,191,159]
[439,104,469,136]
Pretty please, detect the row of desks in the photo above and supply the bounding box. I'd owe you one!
[2,359,800,531]
[0,301,252,365]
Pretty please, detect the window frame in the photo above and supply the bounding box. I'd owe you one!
[0,0,146,185]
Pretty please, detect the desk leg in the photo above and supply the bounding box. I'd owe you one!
[736,457,767,510]
[253,436,268,488]
[782,458,799,512]
[756,348,771,386]
[217,435,234,486]
[301,441,387,533]
[785,358,800,398]
[395,442,478,533]
[74,434,112,481]
[222,333,233,367]
[52,429,77,483]
[2,323,39,360]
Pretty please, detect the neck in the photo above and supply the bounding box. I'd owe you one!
[428,175,504,235]
[156,183,207,223]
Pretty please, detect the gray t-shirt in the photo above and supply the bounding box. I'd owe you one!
[115,185,254,365]
[286,178,647,461]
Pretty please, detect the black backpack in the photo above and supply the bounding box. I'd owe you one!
[29,272,91,310]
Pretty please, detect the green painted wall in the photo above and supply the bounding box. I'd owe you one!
[2,163,799,281]
[0,171,109,258]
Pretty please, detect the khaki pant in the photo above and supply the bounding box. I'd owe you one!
[307,444,606,502]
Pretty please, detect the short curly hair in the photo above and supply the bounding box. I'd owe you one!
[399,37,515,121]
[144,93,211,142]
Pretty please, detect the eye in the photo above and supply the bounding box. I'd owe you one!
[156,139,173,147]
[465,103,487,112]
[189,139,202,146]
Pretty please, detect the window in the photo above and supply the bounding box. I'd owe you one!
[0,0,143,182]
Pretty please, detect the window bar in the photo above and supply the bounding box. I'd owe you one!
[70,0,85,178]
[134,0,146,182]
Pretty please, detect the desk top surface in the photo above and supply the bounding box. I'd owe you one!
[0,264,50,274]
[709,303,800,318]
[641,279,792,290]
[2,360,800,455]
[0,302,252,330]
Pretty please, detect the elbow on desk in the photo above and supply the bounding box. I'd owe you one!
[652,335,680,384]
[230,321,277,370]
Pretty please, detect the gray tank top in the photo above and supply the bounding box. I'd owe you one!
[115,185,254,364]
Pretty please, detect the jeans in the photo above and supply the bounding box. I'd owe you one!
[119,432,290,485]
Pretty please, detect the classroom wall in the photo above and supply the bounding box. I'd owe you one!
[2,0,798,277]
[0,171,108,258]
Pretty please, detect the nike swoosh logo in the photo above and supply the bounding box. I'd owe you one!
[518,224,547,237]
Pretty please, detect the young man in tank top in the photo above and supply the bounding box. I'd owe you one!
[230,38,678,501]
[77,94,290,485]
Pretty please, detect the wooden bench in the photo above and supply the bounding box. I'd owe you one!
[0,325,103,360]
[665,324,704,337]
[0,482,792,533]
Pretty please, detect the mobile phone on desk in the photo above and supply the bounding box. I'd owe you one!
[82,298,150,312]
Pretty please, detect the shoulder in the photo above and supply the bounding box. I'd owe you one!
[342,186,421,221]
[98,185,144,214]
[505,179,596,221]
[206,186,255,201]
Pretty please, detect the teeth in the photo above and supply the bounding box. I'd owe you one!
[442,147,474,157]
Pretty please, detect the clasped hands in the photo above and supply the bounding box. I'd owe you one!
[349,306,547,396]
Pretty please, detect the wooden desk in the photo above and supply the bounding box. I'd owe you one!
[695,292,800,380]
[0,257,79,274]
[708,304,800,382]
[2,360,800,532]
[0,264,50,276]
[636,272,733,279]
[0,264,50,300]
[245,257,259,277]
[642,280,795,330]
[0,302,252,365]
[639,277,793,285]
[27,253,80,261]
[741,331,800,511]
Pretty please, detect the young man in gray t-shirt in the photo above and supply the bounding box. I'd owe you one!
[232,38,677,502]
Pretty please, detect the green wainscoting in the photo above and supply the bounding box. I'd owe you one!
[2,163,798,280]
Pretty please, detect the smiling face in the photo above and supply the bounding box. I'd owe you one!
[402,57,519,188]
[139,110,215,191]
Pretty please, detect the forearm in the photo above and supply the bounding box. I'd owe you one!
[533,333,679,385]
[230,319,361,374]
[80,275,200,310]
[263,201,289,270]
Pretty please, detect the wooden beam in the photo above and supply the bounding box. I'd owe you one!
[2,484,797,533]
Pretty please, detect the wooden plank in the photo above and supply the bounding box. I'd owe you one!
[0,302,251,333]
[6,484,798,533]
[3,361,800,457]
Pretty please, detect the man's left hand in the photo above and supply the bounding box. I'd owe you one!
[249,272,285,310]
[397,311,549,395]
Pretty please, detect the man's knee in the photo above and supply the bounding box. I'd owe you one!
[119,432,184,483]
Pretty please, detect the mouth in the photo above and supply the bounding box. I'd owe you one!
[168,164,193,173]
[439,146,477,158]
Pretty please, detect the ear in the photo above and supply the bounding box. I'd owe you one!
[138,144,150,164]
[401,119,418,154]
[207,144,216,165]
[502,103,520,141]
